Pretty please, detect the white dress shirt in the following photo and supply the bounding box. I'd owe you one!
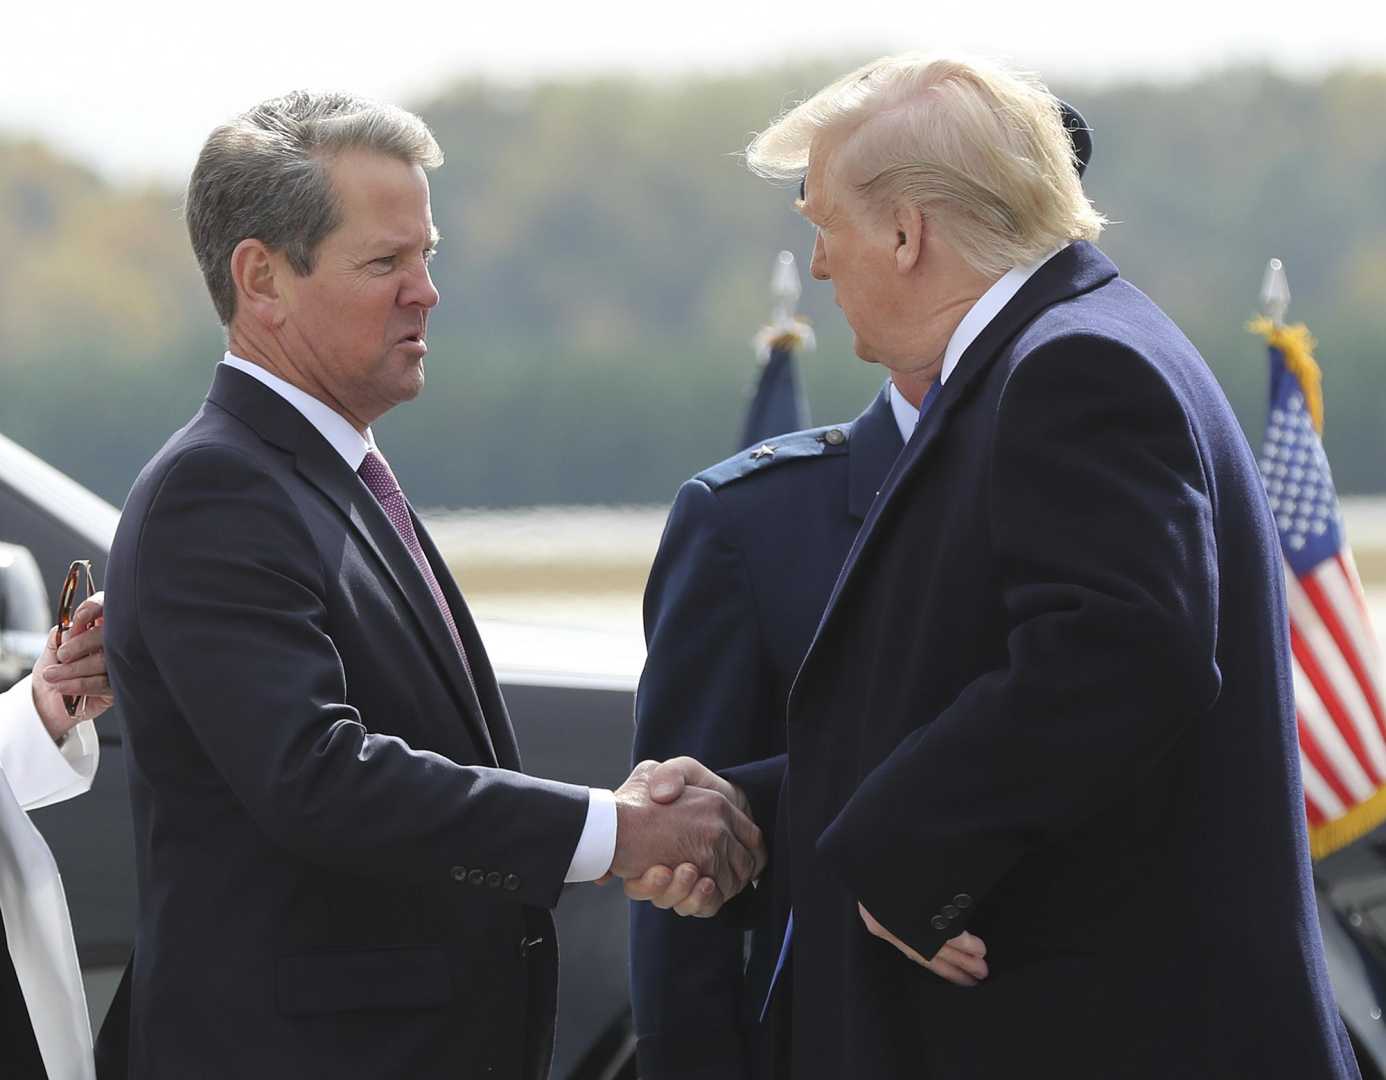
[219,355,617,881]
[0,676,98,1080]
[887,248,1062,440]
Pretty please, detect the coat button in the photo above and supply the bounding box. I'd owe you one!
[486,871,502,888]
[450,865,468,882]
[468,869,485,886]
[824,428,846,446]
[931,915,949,930]
[504,874,521,891]
[953,893,973,909]
[942,905,959,919]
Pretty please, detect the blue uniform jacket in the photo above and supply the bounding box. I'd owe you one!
[630,387,904,1079]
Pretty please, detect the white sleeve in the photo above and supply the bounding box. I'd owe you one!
[563,787,618,883]
[0,676,99,811]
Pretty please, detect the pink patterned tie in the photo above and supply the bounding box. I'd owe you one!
[358,449,474,688]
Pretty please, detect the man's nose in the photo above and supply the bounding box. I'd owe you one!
[403,260,440,310]
[809,231,829,281]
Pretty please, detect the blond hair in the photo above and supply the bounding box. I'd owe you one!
[747,53,1106,277]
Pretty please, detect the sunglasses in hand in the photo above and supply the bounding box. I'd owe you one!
[55,559,97,718]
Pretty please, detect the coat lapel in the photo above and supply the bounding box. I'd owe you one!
[206,366,496,763]
[812,243,1120,655]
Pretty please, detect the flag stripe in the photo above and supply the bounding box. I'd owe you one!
[1334,552,1385,691]
[1298,719,1347,822]
[1291,653,1376,802]
[1308,558,1386,735]
[1287,569,1386,783]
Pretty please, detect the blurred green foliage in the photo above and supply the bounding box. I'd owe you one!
[1,61,1383,508]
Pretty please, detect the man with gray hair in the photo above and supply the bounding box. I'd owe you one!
[100,91,764,1079]
[633,53,1359,1078]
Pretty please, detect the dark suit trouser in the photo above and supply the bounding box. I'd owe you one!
[0,914,48,1079]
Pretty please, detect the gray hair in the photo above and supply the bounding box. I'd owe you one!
[186,90,444,325]
[747,53,1106,277]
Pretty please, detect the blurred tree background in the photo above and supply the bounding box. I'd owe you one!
[1,61,1382,509]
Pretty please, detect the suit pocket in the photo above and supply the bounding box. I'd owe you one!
[275,946,452,1015]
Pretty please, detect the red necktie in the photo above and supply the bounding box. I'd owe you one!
[357,449,475,689]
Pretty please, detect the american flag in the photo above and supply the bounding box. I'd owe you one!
[1253,317,1386,858]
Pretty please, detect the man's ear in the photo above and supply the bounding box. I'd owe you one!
[893,204,924,274]
[229,238,286,327]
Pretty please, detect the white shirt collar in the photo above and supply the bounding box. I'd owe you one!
[220,353,376,470]
[887,381,919,443]
[938,247,1063,386]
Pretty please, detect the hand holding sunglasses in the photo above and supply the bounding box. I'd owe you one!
[34,560,113,738]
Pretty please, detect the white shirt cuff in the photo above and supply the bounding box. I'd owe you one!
[564,787,617,883]
[0,676,99,811]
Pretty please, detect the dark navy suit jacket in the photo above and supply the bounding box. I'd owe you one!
[102,366,590,1079]
[727,242,1361,1079]
[630,388,903,1079]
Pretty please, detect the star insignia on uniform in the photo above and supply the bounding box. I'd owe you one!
[751,443,777,461]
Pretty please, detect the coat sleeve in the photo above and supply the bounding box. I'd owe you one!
[818,336,1223,960]
[629,478,775,1080]
[128,444,589,909]
[0,676,99,811]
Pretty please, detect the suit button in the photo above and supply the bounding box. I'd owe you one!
[450,865,468,882]
[953,893,973,909]
[824,427,846,446]
[931,915,949,931]
[468,869,485,886]
[942,905,959,919]
[486,871,502,888]
[504,874,521,891]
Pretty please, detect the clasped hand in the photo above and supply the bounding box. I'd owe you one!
[607,757,765,917]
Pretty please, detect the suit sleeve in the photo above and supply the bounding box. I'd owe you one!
[818,337,1222,959]
[630,478,772,1080]
[132,445,588,909]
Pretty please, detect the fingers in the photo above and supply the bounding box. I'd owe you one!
[648,756,735,804]
[67,591,105,638]
[727,804,766,878]
[623,864,676,902]
[935,942,989,982]
[42,672,111,698]
[858,903,989,985]
[672,876,724,918]
[56,620,104,663]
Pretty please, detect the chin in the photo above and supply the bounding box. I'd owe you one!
[852,336,879,365]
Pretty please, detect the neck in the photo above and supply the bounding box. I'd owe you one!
[226,324,371,434]
[891,371,935,409]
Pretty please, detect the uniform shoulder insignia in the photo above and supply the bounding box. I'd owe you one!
[696,423,853,491]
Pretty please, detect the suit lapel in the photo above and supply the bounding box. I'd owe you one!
[206,367,496,763]
[812,243,1120,656]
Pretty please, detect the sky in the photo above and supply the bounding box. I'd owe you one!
[6,0,1385,183]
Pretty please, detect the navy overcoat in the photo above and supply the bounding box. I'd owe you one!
[729,242,1361,1079]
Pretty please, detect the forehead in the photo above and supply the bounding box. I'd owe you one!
[326,150,433,239]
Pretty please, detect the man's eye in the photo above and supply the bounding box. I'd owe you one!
[371,256,395,269]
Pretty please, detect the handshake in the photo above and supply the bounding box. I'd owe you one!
[605,757,765,917]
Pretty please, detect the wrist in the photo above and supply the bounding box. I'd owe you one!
[32,679,74,746]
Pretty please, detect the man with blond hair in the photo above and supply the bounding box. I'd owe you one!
[633,53,1359,1078]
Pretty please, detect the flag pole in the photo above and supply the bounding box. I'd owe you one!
[1260,257,1291,329]
[740,251,814,450]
